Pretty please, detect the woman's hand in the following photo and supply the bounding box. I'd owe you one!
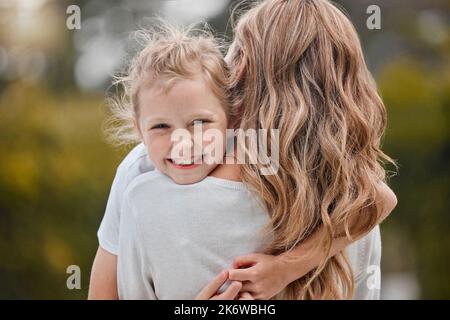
[237,292,255,300]
[196,270,243,300]
[228,253,291,300]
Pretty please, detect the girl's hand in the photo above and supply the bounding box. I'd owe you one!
[228,253,291,300]
[196,270,242,300]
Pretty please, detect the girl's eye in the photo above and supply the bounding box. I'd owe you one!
[192,119,210,126]
[151,124,169,130]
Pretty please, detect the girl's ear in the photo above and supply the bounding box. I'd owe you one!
[133,117,145,145]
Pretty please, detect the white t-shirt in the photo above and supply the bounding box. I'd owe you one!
[118,168,272,299]
[98,143,382,299]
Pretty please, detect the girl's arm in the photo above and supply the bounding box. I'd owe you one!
[228,181,397,299]
[88,247,118,299]
[89,144,152,299]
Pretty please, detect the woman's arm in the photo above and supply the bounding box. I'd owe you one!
[88,247,118,299]
[279,180,397,284]
[228,181,397,299]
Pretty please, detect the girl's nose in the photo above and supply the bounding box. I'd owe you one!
[170,131,203,160]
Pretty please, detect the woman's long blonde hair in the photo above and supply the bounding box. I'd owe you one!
[228,0,396,299]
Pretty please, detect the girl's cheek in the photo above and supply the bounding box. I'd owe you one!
[147,134,172,155]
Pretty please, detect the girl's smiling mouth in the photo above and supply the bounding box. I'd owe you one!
[167,155,203,169]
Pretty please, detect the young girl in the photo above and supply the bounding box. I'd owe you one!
[90,0,397,300]
[114,27,266,299]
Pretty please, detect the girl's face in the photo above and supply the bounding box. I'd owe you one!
[136,77,228,185]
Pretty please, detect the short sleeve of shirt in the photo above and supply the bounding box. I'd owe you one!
[97,143,153,255]
[117,192,157,299]
[352,225,382,300]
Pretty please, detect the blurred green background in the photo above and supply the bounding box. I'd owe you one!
[0,0,448,299]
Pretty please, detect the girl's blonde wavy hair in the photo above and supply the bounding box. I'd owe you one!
[227,0,396,299]
[104,21,230,147]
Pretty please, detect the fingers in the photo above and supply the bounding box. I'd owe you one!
[195,270,228,300]
[228,268,246,281]
[229,267,258,282]
[238,292,255,300]
[233,254,261,269]
[240,280,256,293]
[212,281,242,300]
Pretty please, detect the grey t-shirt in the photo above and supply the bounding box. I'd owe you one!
[98,143,382,299]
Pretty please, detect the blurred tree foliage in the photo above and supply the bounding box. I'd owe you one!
[0,83,127,299]
[379,54,450,298]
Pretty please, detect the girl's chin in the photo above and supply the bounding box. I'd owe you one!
[165,158,202,169]
[160,162,209,185]
[169,174,207,185]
